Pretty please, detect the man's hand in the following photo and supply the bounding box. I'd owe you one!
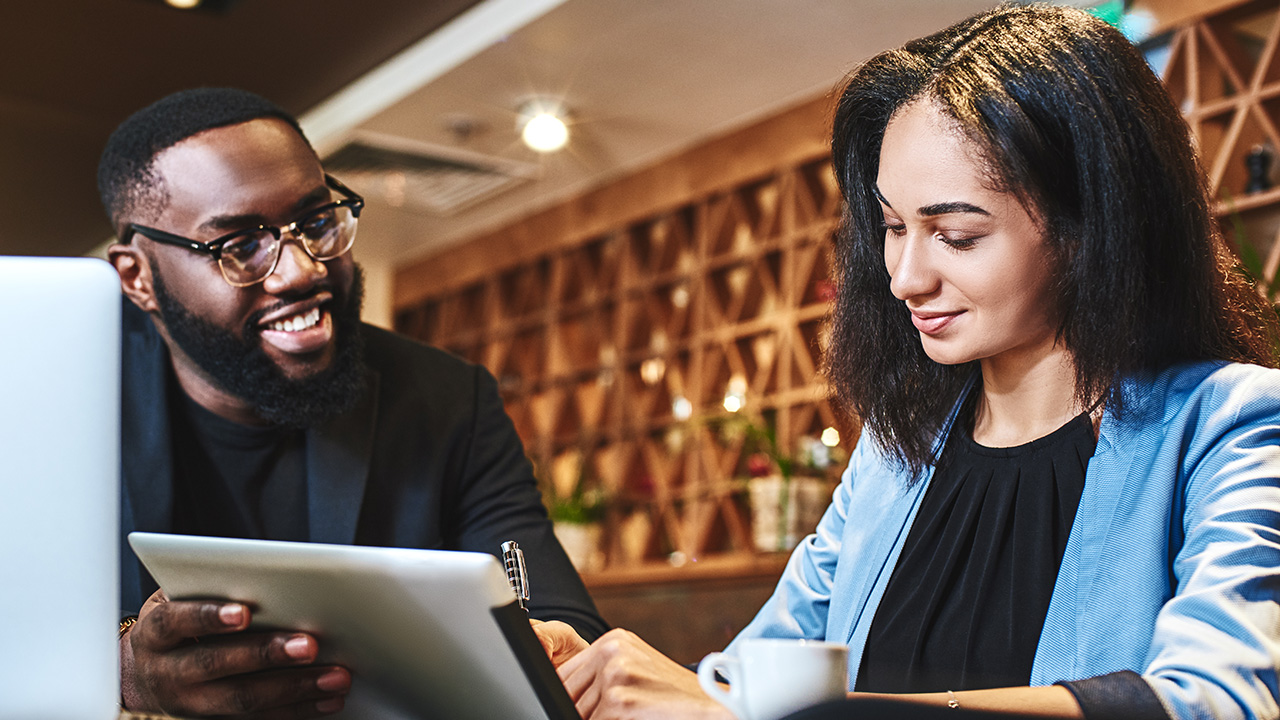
[556,628,734,720]
[120,589,351,718]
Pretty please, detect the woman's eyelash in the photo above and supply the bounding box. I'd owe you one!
[881,222,980,249]
[939,234,979,250]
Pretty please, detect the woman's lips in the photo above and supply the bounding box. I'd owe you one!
[910,310,962,335]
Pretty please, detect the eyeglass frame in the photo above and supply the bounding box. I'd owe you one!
[119,174,365,287]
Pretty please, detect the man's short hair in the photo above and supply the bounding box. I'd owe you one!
[97,87,312,232]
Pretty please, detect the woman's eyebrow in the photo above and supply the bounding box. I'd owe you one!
[872,184,989,217]
[918,201,990,217]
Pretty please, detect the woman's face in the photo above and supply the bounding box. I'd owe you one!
[876,100,1061,370]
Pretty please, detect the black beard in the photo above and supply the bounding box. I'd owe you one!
[152,266,368,429]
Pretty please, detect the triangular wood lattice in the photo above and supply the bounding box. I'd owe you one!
[1163,0,1280,299]
[397,152,847,568]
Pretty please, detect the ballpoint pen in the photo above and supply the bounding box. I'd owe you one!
[501,540,530,612]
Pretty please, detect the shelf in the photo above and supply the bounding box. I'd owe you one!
[1215,185,1280,216]
[580,553,791,589]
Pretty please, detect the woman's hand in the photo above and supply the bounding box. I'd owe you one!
[531,619,591,666]
[556,628,735,720]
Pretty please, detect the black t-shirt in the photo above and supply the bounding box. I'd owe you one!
[169,385,309,542]
[857,399,1095,692]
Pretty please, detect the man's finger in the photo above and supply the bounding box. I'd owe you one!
[174,665,351,718]
[168,633,319,685]
[242,696,346,720]
[134,599,250,649]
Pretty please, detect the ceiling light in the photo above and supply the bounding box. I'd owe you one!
[517,99,569,153]
[165,0,202,8]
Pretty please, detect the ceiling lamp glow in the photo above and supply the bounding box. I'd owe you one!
[518,100,569,153]
[165,0,202,8]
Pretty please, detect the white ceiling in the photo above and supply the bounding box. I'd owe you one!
[335,0,1002,275]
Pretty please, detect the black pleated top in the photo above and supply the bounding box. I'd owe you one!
[856,400,1096,692]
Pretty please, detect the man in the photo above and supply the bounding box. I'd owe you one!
[100,87,608,718]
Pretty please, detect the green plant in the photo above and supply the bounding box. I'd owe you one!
[1222,194,1280,356]
[716,412,846,551]
[720,411,843,480]
[546,484,607,525]
[538,446,608,526]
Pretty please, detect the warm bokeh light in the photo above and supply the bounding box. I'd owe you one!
[521,112,569,153]
[640,358,666,385]
[821,427,841,447]
[723,374,747,413]
[165,0,202,8]
[672,396,693,421]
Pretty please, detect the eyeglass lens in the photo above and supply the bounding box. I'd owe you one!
[220,204,358,285]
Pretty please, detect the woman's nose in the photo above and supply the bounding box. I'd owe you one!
[886,232,939,302]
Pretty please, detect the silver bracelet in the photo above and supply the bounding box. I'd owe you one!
[946,690,960,709]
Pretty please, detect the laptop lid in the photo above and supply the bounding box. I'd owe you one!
[0,256,120,719]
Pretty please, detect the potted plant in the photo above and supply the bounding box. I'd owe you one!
[542,448,608,572]
[730,415,843,552]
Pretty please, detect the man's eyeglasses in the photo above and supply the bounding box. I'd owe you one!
[121,175,364,288]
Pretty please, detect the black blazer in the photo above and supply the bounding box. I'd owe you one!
[117,300,608,641]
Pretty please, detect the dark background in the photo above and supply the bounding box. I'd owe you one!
[0,0,481,257]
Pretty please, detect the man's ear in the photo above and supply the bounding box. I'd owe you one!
[107,243,159,313]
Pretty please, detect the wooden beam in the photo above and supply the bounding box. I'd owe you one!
[394,93,834,310]
[1134,0,1253,35]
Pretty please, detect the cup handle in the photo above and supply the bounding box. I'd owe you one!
[697,651,745,719]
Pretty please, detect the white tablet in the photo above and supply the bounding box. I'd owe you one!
[128,532,581,720]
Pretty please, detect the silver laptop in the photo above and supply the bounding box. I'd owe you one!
[0,256,120,719]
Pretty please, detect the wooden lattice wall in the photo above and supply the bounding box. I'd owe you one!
[395,145,851,573]
[394,96,846,577]
[1164,0,1280,287]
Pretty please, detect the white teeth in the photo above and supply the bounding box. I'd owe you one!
[269,307,321,333]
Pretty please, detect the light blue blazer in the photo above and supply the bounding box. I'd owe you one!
[728,361,1280,720]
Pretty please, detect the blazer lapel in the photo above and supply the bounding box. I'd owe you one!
[121,303,175,537]
[1031,375,1156,684]
[118,301,178,611]
[306,367,379,545]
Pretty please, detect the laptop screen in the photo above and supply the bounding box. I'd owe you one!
[0,256,121,719]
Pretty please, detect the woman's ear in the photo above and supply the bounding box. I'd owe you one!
[107,243,159,313]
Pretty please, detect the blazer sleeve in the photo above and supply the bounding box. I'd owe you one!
[726,436,870,650]
[1141,371,1280,720]
[445,363,609,642]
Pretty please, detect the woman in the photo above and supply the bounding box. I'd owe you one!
[535,5,1280,719]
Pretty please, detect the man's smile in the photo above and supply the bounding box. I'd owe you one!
[255,293,336,356]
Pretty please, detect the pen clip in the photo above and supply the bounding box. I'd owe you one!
[501,540,529,611]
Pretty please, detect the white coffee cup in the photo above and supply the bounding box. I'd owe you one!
[697,638,849,720]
